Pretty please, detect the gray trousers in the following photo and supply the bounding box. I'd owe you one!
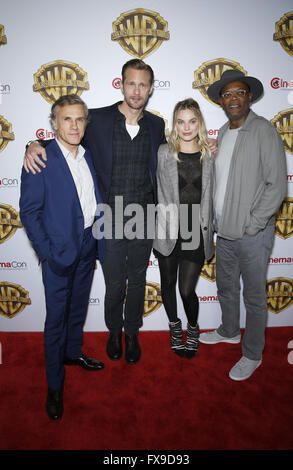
[216,224,275,360]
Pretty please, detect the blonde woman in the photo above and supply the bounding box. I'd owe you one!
[153,98,215,358]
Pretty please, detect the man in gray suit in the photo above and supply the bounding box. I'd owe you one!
[199,70,287,381]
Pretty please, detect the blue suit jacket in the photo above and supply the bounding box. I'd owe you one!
[20,139,105,276]
[82,102,166,203]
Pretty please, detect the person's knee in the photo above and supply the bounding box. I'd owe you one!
[179,285,194,301]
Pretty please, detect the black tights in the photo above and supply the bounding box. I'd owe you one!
[158,256,203,326]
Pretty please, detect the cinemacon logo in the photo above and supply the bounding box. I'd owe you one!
[112,77,171,90]
[271,77,293,89]
[199,295,218,303]
[269,256,293,265]
[35,128,55,140]
[0,177,18,187]
[0,261,27,270]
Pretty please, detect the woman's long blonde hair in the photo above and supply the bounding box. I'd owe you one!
[168,98,211,162]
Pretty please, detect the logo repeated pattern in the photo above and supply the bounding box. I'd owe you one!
[0,10,292,324]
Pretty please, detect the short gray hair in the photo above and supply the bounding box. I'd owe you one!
[50,94,89,123]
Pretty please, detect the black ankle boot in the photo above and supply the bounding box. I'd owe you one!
[185,322,199,359]
[125,334,141,364]
[106,332,122,361]
[169,319,185,357]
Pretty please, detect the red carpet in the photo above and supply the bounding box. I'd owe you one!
[0,327,293,451]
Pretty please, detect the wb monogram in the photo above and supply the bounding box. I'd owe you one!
[275,198,293,240]
[0,203,22,245]
[0,115,15,152]
[271,109,293,155]
[0,282,31,319]
[192,58,247,106]
[33,60,89,104]
[111,9,169,59]
[266,277,293,314]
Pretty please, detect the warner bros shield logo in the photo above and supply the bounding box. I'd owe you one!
[192,58,247,106]
[275,198,293,240]
[273,12,293,57]
[33,60,89,104]
[111,9,170,59]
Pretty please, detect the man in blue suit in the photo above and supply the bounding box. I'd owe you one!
[24,59,166,366]
[20,95,105,420]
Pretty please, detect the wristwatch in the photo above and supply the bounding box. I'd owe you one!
[25,140,37,150]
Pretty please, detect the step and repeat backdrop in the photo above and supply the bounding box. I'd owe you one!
[0,0,292,332]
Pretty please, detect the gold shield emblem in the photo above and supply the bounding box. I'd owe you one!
[143,281,162,317]
[0,115,15,152]
[0,282,31,318]
[0,203,22,244]
[146,109,169,137]
[111,9,170,59]
[33,60,89,104]
[273,12,293,57]
[200,249,216,282]
[192,58,247,105]
[266,277,293,314]
[123,280,162,317]
[0,25,7,46]
[275,198,293,239]
[271,108,293,154]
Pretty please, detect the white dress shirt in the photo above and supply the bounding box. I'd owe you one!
[56,139,97,229]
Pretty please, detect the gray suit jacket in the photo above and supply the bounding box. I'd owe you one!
[153,143,215,261]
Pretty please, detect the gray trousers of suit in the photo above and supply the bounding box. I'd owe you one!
[216,224,275,360]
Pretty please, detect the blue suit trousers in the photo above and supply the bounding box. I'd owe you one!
[41,227,96,390]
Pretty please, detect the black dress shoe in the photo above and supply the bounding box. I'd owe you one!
[106,332,122,361]
[46,388,63,420]
[64,354,104,370]
[125,334,141,364]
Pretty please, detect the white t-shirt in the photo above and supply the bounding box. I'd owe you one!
[214,127,240,224]
[126,123,140,140]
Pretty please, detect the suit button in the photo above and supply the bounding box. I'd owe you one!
[203,227,208,231]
